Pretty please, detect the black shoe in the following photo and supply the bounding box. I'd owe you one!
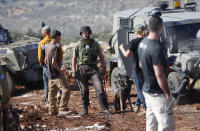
[80,106,88,116]
[104,109,111,115]
[80,111,88,116]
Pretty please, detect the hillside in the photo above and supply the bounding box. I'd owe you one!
[0,0,199,38]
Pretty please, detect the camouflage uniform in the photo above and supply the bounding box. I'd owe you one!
[0,66,9,131]
[73,39,109,113]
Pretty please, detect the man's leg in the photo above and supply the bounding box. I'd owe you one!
[143,91,158,131]
[136,72,146,109]
[77,66,90,115]
[55,75,71,112]
[132,71,143,112]
[48,79,57,115]
[90,71,109,112]
[79,80,89,115]
[43,66,49,102]
[152,94,175,131]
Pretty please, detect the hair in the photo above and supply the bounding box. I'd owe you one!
[51,30,61,39]
[149,15,163,32]
[135,30,146,38]
[45,29,51,34]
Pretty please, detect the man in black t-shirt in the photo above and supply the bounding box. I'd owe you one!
[138,16,175,131]
[120,24,146,115]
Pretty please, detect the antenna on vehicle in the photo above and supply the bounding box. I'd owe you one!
[129,0,156,18]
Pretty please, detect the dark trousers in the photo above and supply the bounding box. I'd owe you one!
[77,65,108,110]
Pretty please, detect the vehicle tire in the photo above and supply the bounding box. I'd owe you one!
[168,72,188,105]
[5,71,16,96]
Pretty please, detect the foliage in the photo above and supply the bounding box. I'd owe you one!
[61,30,112,45]
[25,28,43,40]
[9,31,23,41]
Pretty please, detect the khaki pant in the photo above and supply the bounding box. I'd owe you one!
[48,75,70,113]
[143,91,175,131]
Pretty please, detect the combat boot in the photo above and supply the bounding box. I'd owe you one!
[80,106,88,116]
[103,109,111,115]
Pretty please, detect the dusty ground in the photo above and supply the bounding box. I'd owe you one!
[10,80,200,131]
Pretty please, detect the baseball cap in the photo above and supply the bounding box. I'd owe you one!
[133,24,145,32]
[42,26,51,32]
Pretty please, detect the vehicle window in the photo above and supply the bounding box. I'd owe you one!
[164,23,200,52]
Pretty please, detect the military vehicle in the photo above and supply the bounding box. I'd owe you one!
[109,0,200,104]
[0,25,42,96]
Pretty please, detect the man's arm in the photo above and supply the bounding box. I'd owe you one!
[153,65,170,99]
[52,57,63,75]
[59,43,63,62]
[44,57,47,66]
[38,42,43,66]
[99,53,106,68]
[119,44,132,57]
[72,56,77,73]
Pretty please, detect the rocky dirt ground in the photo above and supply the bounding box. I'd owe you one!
[10,79,200,131]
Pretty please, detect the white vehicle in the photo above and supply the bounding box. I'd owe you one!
[109,0,200,105]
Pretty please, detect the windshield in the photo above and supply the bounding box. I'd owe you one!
[164,23,200,52]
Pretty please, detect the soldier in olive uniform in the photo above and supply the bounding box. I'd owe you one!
[0,66,9,131]
[72,26,110,116]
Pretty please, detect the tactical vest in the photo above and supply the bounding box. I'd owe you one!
[77,39,98,65]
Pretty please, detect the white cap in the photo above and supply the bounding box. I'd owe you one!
[42,26,51,32]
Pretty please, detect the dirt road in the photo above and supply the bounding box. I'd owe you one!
[10,82,200,131]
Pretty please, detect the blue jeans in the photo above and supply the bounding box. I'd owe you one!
[132,70,146,108]
[43,66,49,102]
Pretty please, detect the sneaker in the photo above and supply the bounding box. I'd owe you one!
[133,105,140,112]
[138,109,146,117]
[104,109,111,115]
[58,111,72,116]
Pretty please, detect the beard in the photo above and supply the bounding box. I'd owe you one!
[83,36,90,41]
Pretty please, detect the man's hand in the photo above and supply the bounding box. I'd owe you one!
[4,103,9,110]
[72,71,76,78]
[119,44,124,50]
[60,70,66,76]
[164,93,171,99]
[102,66,107,76]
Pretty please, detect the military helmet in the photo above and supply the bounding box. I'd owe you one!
[80,26,92,35]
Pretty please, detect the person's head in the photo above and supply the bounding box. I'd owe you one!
[80,26,92,40]
[51,30,61,43]
[148,15,163,35]
[134,24,146,38]
[42,26,51,37]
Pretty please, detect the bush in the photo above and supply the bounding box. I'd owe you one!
[9,31,23,41]
[25,28,43,39]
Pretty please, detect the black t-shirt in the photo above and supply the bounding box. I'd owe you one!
[128,38,143,71]
[138,38,167,94]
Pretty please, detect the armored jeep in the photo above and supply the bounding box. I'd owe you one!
[0,25,42,96]
[109,0,200,104]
